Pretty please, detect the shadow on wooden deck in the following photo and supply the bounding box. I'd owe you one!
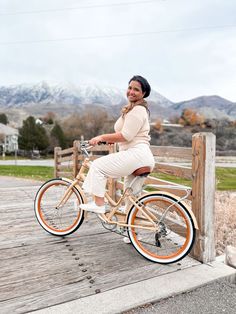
[0,185,200,314]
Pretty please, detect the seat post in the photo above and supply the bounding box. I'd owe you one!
[127,176,145,195]
[127,166,151,195]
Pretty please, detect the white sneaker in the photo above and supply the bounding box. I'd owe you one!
[80,202,106,214]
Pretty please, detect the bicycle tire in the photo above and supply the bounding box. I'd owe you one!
[127,193,195,264]
[34,178,85,236]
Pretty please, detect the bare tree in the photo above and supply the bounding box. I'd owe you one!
[62,108,113,145]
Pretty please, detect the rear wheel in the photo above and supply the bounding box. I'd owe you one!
[34,178,84,236]
[127,193,195,264]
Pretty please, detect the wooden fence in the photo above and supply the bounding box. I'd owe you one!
[54,132,216,264]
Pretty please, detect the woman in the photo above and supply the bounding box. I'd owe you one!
[80,75,155,213]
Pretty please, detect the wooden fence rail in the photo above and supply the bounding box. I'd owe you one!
[54,132,216,264]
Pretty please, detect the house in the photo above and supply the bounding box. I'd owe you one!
[0,123,18,153]
[36,118,43,125]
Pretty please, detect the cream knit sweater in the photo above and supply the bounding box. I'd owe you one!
[114,105,151,151]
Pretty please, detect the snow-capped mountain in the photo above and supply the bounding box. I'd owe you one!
[0,82,125,107]
[0,82,235,125]
[0,81,173,108]
[0,82,175,124]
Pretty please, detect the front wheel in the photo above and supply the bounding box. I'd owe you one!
[34,178,85,236]
[127,193,195,264]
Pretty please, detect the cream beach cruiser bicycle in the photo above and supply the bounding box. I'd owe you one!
[34,141,198,264]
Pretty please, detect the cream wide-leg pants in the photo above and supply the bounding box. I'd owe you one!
[82,143,155,197]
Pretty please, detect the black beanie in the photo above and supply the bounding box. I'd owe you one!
[128,75,151,98]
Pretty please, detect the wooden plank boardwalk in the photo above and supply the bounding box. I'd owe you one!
[0,183,200,314]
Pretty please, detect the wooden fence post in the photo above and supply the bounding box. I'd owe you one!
[73,140,79,178]
[54,147,61,178]
[191,132,216,263]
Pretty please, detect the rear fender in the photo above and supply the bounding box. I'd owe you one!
[128,191,199,230]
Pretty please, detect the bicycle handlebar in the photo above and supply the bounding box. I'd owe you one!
[80,140,107,147]
[79,140,108,157]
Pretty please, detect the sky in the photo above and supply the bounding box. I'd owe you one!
[1,0,236,102]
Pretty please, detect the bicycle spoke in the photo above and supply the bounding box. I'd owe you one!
[35,179,84,236]
[127,194,195,264]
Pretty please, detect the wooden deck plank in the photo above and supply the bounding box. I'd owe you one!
[0,185,199,314]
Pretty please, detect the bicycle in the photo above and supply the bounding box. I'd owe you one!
[34,140,198,264]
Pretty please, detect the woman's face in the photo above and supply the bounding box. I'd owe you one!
[127,80,145,102]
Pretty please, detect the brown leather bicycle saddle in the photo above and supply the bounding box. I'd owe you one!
[132,166,151,177]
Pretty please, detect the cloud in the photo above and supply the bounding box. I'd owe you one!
[0,0,236,102]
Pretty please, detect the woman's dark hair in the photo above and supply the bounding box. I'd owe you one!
[128,75,151,98]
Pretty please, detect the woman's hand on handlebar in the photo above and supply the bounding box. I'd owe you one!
[89,135,106,146]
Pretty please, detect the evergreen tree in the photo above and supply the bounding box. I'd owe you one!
[36,123,50,150]
[18,116,49,152]
[50,123,67,149]
[0,113,9,125]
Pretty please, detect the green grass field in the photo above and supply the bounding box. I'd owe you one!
[0,165,54,181]
[0,165,235,190]
[152,167,236,191]
[215,167,236,191]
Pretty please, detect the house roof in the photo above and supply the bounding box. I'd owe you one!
[0,123,18,136]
